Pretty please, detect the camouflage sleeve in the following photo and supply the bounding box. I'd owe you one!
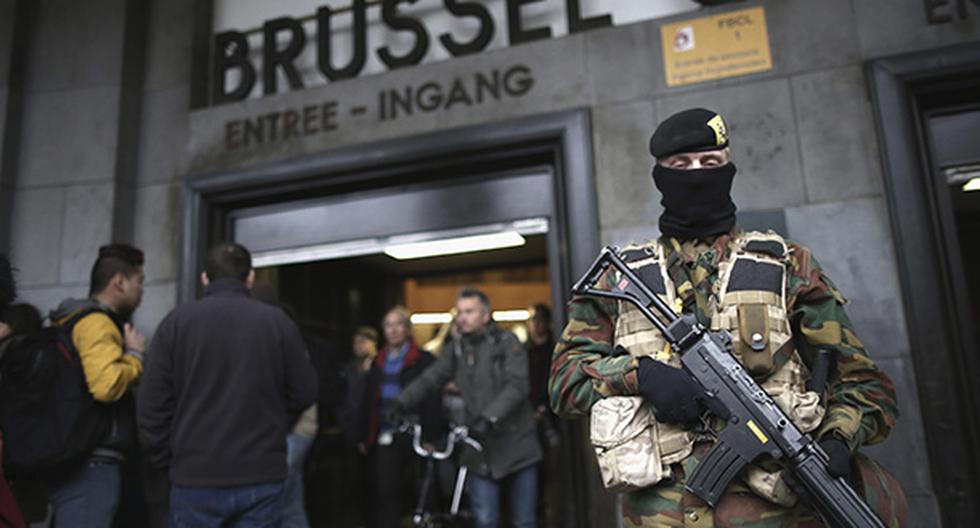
[549,269,641,418]
[788,243,899,451]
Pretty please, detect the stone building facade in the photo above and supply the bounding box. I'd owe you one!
[1,1,979,526]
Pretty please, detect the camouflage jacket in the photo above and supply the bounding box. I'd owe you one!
[549,230,899,527]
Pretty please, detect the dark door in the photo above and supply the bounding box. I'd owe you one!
[924,105,980,363]
[919,98,980,524]
[868,45,980,527]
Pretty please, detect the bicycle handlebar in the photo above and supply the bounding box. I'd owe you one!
[398,423,483,460]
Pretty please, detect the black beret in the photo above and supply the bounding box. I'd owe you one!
[649,108,729,158]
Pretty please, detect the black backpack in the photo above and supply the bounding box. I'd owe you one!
[0,310,113,478]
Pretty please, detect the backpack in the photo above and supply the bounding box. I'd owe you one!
[0,310,112,478]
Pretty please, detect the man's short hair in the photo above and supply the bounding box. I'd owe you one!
[458,287,491,313]
[89,244,145,296]
[383,306,412,329]
[354,325,379,343]
[204,243,252,282]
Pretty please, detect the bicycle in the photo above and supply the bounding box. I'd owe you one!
[399,422,484,528]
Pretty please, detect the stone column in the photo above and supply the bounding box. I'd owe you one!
[6,0,147,314]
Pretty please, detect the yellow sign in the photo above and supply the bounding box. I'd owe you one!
[661,7,773,87]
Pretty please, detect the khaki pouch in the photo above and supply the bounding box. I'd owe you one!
[736,303,774,375]
[590,396,667,492]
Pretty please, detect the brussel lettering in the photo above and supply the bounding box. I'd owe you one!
[213,0,608,104]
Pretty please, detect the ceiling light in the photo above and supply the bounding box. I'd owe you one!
[410,312,453,325]
[251,239,384,268]
[384,232,526,260]
[409,310,532,325]
[493,310,531,322]
[251,217,547,268]
[964,177,980,192]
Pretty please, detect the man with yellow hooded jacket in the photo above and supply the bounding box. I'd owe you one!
[47,243,146,528]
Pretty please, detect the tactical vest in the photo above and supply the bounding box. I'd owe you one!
[613,231,825,505]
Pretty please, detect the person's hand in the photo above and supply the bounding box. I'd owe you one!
[357,442,367,456]
[819,436,851,480]
[125,323,146,354]
[637,357,714,425]
[382,401,405,428]
[467,416,492,441]
[359,357,373,373]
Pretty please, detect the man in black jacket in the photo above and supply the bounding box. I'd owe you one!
[138,243,317,527]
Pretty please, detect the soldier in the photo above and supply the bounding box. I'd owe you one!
[550,108,906,526]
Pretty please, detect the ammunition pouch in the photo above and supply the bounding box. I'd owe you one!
[590,396,693,491]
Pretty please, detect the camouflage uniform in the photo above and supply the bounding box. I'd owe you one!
[550,229,900,527]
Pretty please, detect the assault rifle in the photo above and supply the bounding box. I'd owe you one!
[573,246,884,528]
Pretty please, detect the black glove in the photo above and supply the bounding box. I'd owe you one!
[819,436,852,480]
[468,416,492,441]
[382,401,405,428]
[637,357,712,425]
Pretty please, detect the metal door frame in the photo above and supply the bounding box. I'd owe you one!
[867,42,980,526]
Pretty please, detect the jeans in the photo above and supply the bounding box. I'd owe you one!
[283,433,314,528]
[47,456,121,528]
[467,464,538,528]
[169,480,285,528]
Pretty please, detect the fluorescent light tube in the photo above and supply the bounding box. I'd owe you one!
[410,313,454,325]
[493,310,531,322]
[251,239,385,268]
[251,217,548,268]
[410,310,531,325]
[385,232,526,260]
[964,177,980,192]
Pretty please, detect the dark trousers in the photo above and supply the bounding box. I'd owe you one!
[368,435,418,528]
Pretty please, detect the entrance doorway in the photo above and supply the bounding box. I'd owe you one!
[924,106,980,350]
[182,110,609,527]
[252,230,552,526]
[869,43,980,526]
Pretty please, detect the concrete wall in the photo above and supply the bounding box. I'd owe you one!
[129,0,194,343]
[1,0,978,525]
[0,0,189,336]
[5,0,133,310]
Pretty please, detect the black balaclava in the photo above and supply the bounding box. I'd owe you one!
[649,108,737,240]
[652,162,737,240]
